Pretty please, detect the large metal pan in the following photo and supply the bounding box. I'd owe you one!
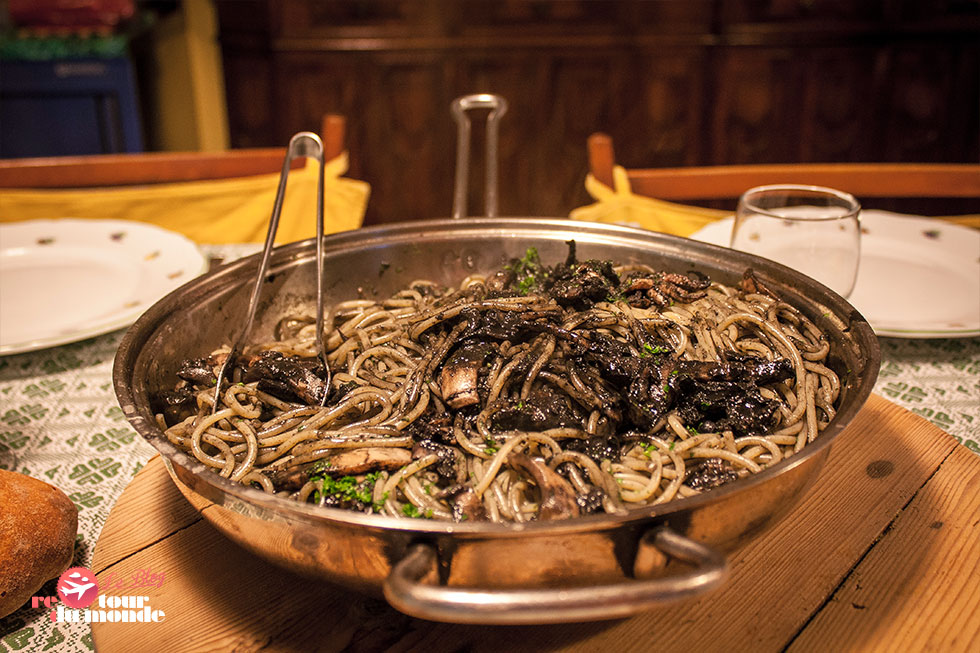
[113,215,879,624]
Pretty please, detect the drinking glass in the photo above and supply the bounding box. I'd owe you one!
[732,184,861,298]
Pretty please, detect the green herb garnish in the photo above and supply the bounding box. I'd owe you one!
[310,469,383,508]
[641,343,669,358]
[506,247,545,295]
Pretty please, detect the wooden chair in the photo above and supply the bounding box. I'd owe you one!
[0,115,347,188]
[0,115,364,244]
[587,132,980,216]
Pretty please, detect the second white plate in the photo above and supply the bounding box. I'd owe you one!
[689,210,980,339]
[0,219,207,355]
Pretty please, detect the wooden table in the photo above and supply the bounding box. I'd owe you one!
[90,394,979,652]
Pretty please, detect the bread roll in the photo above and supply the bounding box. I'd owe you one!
[0,470,78,618]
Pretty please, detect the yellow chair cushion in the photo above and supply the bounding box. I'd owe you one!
[569,166,728,237]
[0,152,370,244]
[570,165,980,233]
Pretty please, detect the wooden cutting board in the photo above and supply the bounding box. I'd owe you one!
[90,394,980,652]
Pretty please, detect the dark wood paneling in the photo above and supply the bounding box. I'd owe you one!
[216,0,980,225]
[880,46,980,163]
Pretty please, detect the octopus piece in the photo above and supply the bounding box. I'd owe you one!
[176,352,228,386]
[547,260,620,310]
[243,351,329,405]
[738,268,778,298]
[683,458,740,492]
[412,439,465,483]
[269,447,412,491]
[676,357,794,385]
[507,453,581,521]
[439,341,493,409]
[488,387,580,432]
[440,486,489,522]
[153,387,197,424]
[621,272,711,309]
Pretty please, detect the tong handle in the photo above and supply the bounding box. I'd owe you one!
[451,94,508,219]
[213,132,329,414]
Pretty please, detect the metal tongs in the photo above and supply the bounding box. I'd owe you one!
[212,132,330,413]
[451,94,508,219]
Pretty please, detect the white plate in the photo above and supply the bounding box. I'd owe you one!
[0,219,206,355]
[689,210,980,339]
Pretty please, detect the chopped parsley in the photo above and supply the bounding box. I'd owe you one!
[506,247,546,295]
[401,503,434,519]
[640,343,670,358]
[309,469,384,511]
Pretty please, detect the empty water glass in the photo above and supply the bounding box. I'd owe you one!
[732,184,861,298]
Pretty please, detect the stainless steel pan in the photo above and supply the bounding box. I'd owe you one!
[113,216,879,624]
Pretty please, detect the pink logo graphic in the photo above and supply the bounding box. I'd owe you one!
[56,567,99,609]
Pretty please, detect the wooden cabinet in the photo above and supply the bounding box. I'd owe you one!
[216,0,979,225]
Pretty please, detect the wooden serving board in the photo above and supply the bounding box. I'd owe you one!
[90,394,980,652]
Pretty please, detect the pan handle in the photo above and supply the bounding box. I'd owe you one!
[451,94,508,220]
[382,526,727,624]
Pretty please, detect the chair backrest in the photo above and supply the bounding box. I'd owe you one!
[0,114,347,188]
[0,114,368,244]
[587,132,980,212]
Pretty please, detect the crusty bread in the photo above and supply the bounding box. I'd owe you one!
[0,470,78,618]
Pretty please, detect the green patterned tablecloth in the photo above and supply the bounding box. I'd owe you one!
[1,244,978,652]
